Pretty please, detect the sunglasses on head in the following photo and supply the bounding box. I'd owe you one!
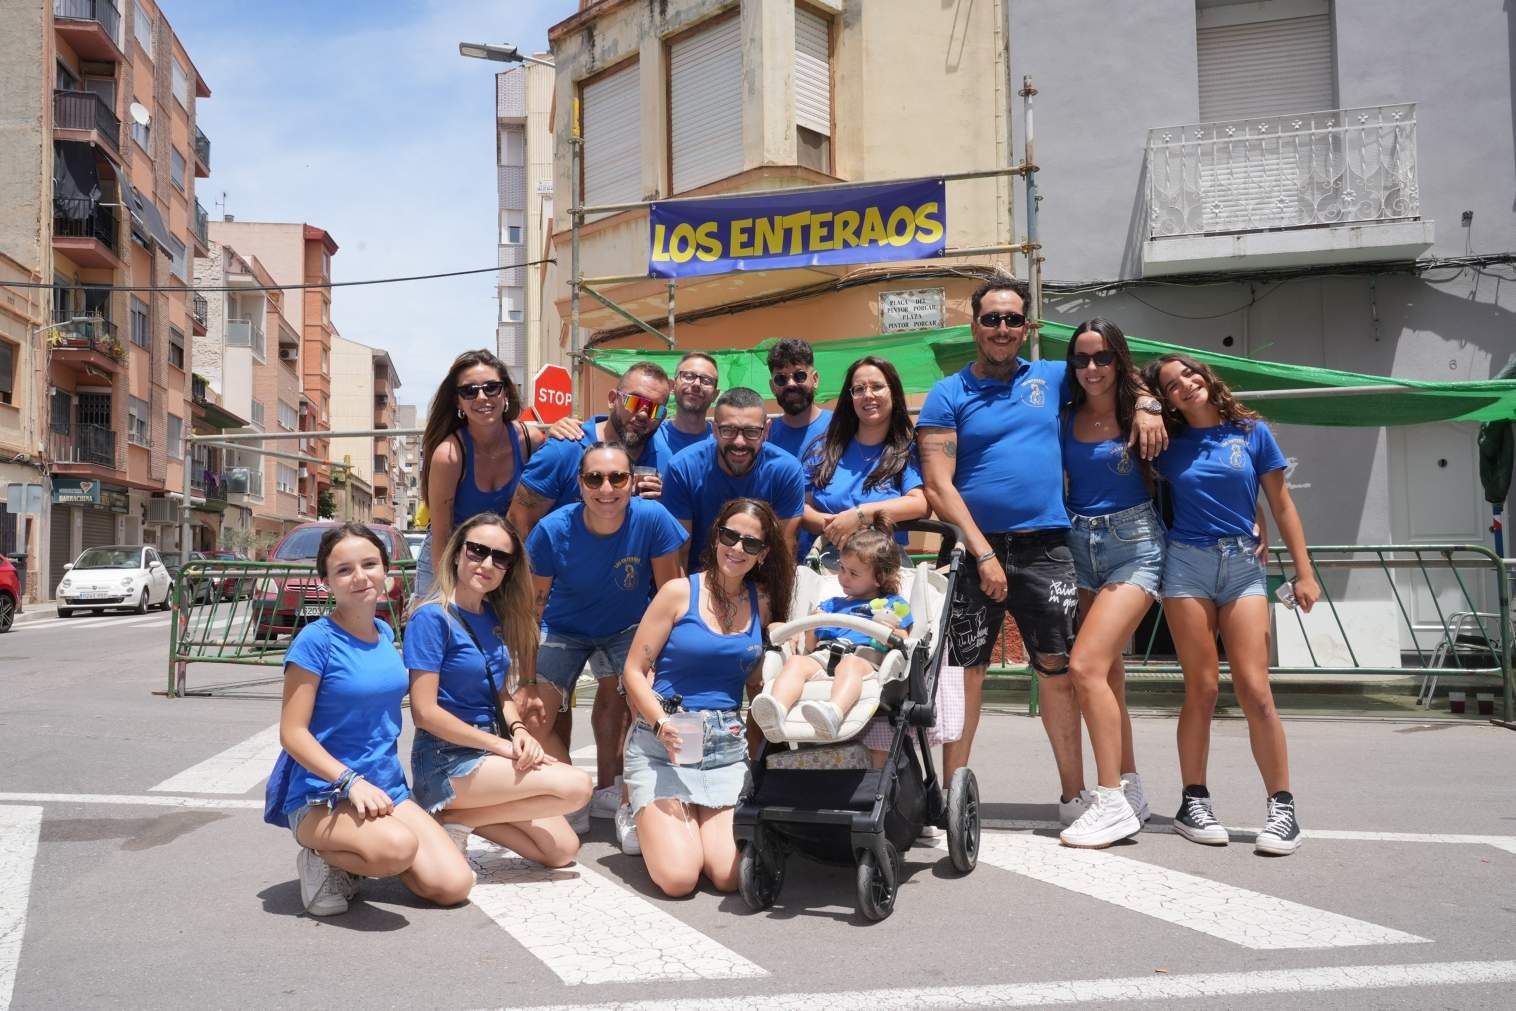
[977,311,1027,329]
[1071,350,1117,370]
[616,391,668,421]
[457,380,506,400]
[771,369,810,387]
[580,469,631,490]
[716,525,767,556]
[462,539,515,570]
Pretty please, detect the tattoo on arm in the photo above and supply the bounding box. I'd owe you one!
[942,440,957,459]
[511,485,550,513]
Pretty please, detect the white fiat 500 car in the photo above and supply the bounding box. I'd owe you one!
[56,545,173,617]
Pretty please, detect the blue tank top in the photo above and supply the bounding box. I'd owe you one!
[653,573,764,712]
[1061,412,1149,517]
[452,424,526,525]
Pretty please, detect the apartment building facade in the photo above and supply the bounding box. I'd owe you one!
[328,335,402,526]
[496,62,555,389]
[0,0,214,597]
[394,402,418,529]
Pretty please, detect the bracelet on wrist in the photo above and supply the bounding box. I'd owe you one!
[508,721,527,733]
[652,718,666,736]
[975,549,996,565]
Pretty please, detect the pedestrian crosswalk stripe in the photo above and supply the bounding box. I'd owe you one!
[0,806,42,1011]
[149,723,283,795]
[466,840,767,985]
[13,613,169,633]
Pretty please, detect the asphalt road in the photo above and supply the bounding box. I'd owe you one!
[2,612,1514,1010]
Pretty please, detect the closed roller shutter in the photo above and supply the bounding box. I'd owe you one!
[670,15,743,193]
[82,507,115,549]
[795,5,831,136]
[1197,7,1335,122]
[581,60,641,208]
[49,505,73,590]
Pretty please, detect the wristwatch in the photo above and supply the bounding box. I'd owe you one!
[1135,397,1163,415]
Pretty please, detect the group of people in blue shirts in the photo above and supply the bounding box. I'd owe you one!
[265,275,1319,918]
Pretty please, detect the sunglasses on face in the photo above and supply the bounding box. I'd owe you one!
[1072,350,1117,370]
[977,311,1027,329]
[716,525,766,555]
[615,392,668,421]
[716,424,765,441]
[462,539,515,570]
[771,369,811,387]
[675,370,717,389]
[457,380,507,400]
[580,469,632,490]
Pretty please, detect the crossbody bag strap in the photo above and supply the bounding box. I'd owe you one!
[447,604,512,740]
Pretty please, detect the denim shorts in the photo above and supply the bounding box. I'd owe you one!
[1162,537,1267,606]
[1067,502,1166,600]
[623,710,748,816]
[414,530,435,599]
[535,626,638,708]
[287,801,319,842]
[410,726,494,814]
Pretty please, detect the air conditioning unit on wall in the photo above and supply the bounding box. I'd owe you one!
[278,347,298,361]
[146,497,181,524]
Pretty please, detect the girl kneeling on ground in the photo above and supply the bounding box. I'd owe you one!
[264,523,473,917]
[405,513,592,867]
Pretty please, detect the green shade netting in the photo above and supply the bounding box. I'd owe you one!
[584,321,1516,426]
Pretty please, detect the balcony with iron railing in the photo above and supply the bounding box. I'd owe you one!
[53,1,124,62]
[192,199,210,251]
[193,126,210,175]
[50,422,119,471]
[47,310,124,373]
[53,197,123,270]
[1142,103,1436,275]
[190,292,208,334]
[53,89,121,160]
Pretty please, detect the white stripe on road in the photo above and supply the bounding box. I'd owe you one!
[512,960,1516,1010]
[149,723,283,795]
[466,842,767,985]
[0,793,261,810]
[970,832,1426,949]
[0,807,42,1011]
[985,817,1516,854]
[13,613,169,632]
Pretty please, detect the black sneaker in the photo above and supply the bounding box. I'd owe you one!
[1173,786,1229,845]
[1255,791,1302,855]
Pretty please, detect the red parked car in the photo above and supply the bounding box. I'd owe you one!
[0,554,19,633]
[250,522,411,640]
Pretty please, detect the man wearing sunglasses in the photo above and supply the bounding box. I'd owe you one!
[508,362,674,539]
[651,350,719,460]
[918,277,1168,815]
[765,338,833,460]
[662,387,805,565]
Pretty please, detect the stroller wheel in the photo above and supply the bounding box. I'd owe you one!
[855,842,899,922]
[738,835,784,912]
[947,767,980,874]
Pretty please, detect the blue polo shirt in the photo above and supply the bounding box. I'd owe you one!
[802,439,924,556]
[768,408,833,461]
[1154,421,1287,545]
[917,361,1071,533]
[526,498,688,638]
[662,440,805,562]
[518,415,667,511]
[402,602,510,729]
[652,418,712,460]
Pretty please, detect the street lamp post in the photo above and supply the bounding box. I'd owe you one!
[457,42,555,68]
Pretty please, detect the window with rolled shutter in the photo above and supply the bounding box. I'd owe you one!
[581,60,641,208]
[669,14,743,194]
[1196,1,1335,122]
[795,4,832,173]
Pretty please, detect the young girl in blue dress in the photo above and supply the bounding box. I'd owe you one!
[265,523,473,917]
[1145,354,1320,856]
[405,513,592,868]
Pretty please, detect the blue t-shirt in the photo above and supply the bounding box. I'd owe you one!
[1061,417,1149,517]
[802,439,924,556]
[768,408,833,460]
[816,593,914,648]
[917,361,1071,533]
[519,415,668,511]
[1154,421,1287,545]
[652,419,712,460]
[402,602,510,729]
[277,617,411,814]
[526,497,689,637]
[662,440,806,562]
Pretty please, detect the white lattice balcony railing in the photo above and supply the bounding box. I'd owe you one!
[1145,104,1421,239]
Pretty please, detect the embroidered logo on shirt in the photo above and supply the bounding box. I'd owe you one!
[1023,378,1048,407]
[614,555,643,590]
[1225,437,1247,470]
[1108,443,1134,475]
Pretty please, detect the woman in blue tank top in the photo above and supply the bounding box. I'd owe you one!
[417,350,545,597]
[1057,319,1162,850]
[621,498,795,897]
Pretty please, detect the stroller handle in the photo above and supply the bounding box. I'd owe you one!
[894,519,967,556]
[768,612,909,653]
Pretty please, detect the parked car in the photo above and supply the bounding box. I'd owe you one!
[162,551,220,605]
[56,545,173,617]
[250,522,411,640]
[403,529,426,559]
[198,549,253,600]
[0,554,20,633]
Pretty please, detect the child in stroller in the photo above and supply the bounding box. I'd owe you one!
[750,523,912,742]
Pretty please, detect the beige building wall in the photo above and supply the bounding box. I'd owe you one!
[328,334,376,487]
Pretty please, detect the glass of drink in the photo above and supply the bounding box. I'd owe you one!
[664,711,705,765]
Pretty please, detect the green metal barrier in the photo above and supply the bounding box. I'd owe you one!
[167,558,417,698]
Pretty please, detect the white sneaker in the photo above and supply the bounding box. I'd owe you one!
[749,694,789,741]
[615,802,641,855]
[797,699,843,739]
[1122,772,1152,824]
[1058,790,1093,827]
[296,847,348,917]
[917,824,945,843]
[442,822,471,856]
[590,779,622,819]
[568,802,590,835]
[1060,785,1141,849]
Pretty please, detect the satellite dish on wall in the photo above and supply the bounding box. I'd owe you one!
[129,102,151,126]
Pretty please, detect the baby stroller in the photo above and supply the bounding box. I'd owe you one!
[733,519,980,921]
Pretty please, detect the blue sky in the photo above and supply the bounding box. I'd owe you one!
[161,0,573,411]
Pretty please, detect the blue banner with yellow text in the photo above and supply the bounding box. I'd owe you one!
[647,178,947,279]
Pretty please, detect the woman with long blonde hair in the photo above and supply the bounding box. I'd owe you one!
[403,513,591,867]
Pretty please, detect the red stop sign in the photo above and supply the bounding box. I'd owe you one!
[532,364,574,424]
